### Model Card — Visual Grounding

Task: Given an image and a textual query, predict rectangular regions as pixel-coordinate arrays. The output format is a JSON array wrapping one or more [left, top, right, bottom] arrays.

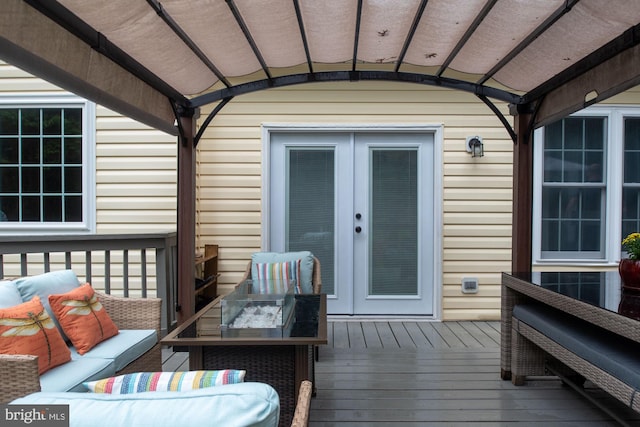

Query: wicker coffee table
[[162, 293, 327, 427]]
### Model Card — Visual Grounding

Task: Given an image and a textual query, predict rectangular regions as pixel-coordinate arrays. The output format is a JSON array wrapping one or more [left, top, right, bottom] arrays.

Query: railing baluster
[[155, 244, 171, 334], [65, 252, 71, 270], [105, 250, 111, 294], [85, 251, 92, 283], [0, 254, 4, 279], [44, 253, 50, 272], [141, 248, 147, 298], [123, 249, 129, 297], [20, 253, 27, 277]]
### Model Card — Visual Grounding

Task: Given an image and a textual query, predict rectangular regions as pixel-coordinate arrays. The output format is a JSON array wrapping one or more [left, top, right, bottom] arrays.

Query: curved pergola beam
[[186, 70, 523, 146], [189, 70, 523, 108]]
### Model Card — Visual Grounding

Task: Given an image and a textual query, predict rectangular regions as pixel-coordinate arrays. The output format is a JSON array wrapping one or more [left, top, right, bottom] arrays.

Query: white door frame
[[262, 123, 444, 319]]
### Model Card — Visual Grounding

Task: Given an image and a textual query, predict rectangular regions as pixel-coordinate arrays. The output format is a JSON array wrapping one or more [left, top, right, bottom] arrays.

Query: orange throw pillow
[[0, 296, 71, 374], [49, 283, 119, 355]]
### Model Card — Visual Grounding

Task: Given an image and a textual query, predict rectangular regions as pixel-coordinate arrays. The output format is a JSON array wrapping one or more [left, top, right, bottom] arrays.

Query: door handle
[[355, 226, 362, 233]]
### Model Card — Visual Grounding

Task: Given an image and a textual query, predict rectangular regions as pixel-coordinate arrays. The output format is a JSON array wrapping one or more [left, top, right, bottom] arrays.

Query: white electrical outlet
[[461, 277, 479, 294]]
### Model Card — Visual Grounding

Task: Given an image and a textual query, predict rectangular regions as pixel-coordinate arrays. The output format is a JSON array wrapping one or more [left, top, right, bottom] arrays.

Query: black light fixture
[[466, 136, 484, 158]]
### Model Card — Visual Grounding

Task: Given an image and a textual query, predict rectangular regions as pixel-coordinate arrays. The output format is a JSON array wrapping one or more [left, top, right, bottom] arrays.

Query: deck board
[[161, 347, 188, 372], [374, 322, 399, 348], [430, 322, 466, 348], [162, 321, 640, 426], [388, 322, 415, 348], [360, 321, 383, 348], [472, 321, 500, 346], [332, 321, 350, 348], [347, 322, 367, 349], [417, 322, 449, 348], [403, 322, 434, 348]]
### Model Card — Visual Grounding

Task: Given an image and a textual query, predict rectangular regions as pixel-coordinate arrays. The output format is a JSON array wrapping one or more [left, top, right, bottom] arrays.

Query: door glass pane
[[287, 148, 335, 294], [370, 149, 417, 296]]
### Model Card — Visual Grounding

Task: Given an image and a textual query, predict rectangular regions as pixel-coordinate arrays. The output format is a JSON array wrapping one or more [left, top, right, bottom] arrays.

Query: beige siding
[[0, 62, 177, 294], [95, 106, 177, 233], [0, 61, 178, 234], [196, 81, 514, 320], [603, 86, 640, 104], [193, 83, 638, 320], [5, 59, 639, 319], [0, 64, 62, 92]]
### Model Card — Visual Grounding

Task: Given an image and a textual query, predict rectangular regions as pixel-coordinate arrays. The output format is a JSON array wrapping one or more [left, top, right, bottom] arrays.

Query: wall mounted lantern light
[[466, 136, 484, 158]]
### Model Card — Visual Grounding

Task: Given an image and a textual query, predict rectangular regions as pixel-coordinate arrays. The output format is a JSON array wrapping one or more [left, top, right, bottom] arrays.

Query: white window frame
[[0, 94, 96, 235], [533, 105, 640, 267]]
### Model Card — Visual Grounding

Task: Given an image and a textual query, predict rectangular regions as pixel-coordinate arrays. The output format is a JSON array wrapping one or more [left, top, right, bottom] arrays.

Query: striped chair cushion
[[254, 260, 301, 293], [84, 370, 246, 394]]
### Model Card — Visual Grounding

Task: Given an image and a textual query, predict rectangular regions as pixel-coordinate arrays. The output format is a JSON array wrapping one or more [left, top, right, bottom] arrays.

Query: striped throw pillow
[[84, 370, 246, 394], [255, 260, 301, 293]]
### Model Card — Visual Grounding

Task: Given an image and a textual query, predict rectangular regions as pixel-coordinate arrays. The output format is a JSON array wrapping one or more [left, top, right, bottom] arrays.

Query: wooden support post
[[176, 110, 197, 324], [511, 112, 534, 273]]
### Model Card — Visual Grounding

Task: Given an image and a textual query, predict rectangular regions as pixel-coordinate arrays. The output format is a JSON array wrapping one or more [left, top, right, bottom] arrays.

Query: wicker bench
[[511, 303, 640, 414]]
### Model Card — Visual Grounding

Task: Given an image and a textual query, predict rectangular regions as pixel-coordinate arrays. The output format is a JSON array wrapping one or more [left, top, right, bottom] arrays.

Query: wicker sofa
[[0, 270, 162, 404]]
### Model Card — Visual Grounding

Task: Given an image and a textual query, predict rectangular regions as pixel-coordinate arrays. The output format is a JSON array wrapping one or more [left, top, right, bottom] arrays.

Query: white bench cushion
[[40, 357, 115, 393], [70, 329, 157, 372]]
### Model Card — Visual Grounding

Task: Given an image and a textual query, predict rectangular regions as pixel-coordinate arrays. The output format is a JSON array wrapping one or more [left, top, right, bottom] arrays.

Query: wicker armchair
[[239, 256, 322, 294], [240, 254, 323, 407], [0, 292, 162, 404]]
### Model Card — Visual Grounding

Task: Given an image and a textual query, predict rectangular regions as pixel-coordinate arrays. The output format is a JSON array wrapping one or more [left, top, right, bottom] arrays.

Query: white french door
[[268, 129, 437, 316]]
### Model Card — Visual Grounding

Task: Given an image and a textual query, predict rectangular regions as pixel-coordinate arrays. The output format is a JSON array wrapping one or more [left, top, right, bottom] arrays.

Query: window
[[623, 118, 640, 239], [0, 96, 95, 233], [534, 107, 640, 264]]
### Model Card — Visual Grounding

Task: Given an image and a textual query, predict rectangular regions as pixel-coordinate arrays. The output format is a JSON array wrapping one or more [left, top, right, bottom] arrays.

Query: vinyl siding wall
[[94, 106, 176, 233], [196, 81, 513, 321], [4, 61, 638, 319], [0, 61, 177, 233], [0, 61, 176, 295]]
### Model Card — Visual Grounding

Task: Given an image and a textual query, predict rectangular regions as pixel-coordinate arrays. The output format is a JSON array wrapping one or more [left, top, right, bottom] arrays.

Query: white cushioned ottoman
[[11, 382, 280, 427]]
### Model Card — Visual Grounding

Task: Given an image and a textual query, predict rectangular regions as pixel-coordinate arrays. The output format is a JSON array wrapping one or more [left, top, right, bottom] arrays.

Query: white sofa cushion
[[69, 329, 157, 372], [14, 269, 80, 339], [40, 357, 115, 393], [12, 382, 280, 427], [0, 280, 21, 308]]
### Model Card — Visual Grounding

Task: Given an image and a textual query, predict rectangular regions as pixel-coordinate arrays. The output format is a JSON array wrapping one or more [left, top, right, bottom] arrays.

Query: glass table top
[[165, 293, 324, 343]]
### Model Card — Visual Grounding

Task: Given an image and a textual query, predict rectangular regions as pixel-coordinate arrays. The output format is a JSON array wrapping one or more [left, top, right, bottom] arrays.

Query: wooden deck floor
[[162, 321, 640, 426]]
